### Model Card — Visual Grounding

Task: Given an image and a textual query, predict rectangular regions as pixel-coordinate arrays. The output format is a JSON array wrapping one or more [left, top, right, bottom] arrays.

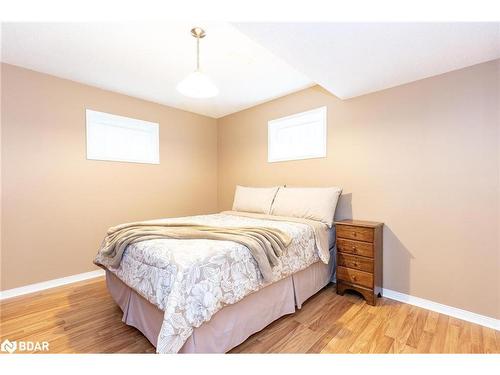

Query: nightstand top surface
[[334, 219, 383, 228]]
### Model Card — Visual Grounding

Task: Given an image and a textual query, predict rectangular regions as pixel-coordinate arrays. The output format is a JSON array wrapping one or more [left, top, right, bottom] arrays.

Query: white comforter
[[94, 212, 328, 353]]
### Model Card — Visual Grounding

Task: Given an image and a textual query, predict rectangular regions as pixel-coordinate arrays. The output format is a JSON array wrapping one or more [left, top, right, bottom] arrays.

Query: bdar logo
[[0, 339, 48, 353], [1, 339, 17, 353]]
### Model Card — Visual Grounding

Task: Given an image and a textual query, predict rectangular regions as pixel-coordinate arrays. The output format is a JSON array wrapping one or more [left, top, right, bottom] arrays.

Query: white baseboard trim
[[0, 269, 105, 301], [1, 272, 498, 331], [382, 288, 499, 331]]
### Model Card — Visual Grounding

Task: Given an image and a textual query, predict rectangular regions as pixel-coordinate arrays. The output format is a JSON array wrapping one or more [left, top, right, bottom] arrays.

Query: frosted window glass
[[86, 110, 159, 164], [268, 106, 327, 162]]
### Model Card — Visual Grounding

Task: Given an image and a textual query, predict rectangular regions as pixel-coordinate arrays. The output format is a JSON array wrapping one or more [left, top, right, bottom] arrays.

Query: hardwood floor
[[0, 277, 498, 354]]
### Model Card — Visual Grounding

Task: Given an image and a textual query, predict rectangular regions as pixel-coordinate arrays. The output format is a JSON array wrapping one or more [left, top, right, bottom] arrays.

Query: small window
[[86, 109, 159, 164], [268, 106, 327, 163]]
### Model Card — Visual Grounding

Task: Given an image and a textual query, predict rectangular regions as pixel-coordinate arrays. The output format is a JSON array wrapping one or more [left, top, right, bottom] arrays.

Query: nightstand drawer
[[337, 266, 373, 289], [338, 253, 373, 273], [337, 238, 374, 258], [337, 225, 374, 242]]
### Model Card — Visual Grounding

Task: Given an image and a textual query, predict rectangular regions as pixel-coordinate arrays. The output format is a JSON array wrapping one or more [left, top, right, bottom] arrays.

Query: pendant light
[[176, 27, 219, 98]]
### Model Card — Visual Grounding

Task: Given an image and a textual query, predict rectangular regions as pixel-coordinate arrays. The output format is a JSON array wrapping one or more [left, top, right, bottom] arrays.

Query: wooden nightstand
[[335, 219, 383, 305]]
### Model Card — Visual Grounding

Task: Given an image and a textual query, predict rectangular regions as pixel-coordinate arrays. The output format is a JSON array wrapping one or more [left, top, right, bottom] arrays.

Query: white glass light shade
[[176, 70, 219, 98]]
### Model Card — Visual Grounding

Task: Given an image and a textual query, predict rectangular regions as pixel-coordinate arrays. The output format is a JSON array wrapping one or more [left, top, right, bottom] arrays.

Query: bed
[[105, 243, 335, 353], [94, 186, 342, 353]]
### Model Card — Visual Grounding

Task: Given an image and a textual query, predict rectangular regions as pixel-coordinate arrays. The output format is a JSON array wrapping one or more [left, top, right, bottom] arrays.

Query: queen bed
[[94, 186, 342, 353]]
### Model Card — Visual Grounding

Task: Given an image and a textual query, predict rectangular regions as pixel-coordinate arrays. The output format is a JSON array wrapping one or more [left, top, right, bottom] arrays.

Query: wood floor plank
[[423, 310, 440, 333], [390, 305, 420, 353], [348, 310, 386, 353], [362, 299, 399, 354], [457, 323, 472, 353], [415, 330, 434, 352], [370, 334, 394, 354], [266, 324, 325, 353], [482, 326, 498, 354], [406, 308, 429, 348], [293, 289, 337, 325], [384, 302, 411, 339], [319, 327, 353, 353], [470, 324, 484, 354], [307, 297, 353, 333], [1, 279, 497, 354], [443, 321, 461, 353], [321, 309, 375, 353], [306, 323, 344, 353], [428, 314, 450, 353]]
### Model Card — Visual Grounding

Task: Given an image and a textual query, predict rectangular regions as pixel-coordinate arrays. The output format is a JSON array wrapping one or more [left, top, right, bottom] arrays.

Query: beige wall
[[1, 63, 218, 290], [218, 60, 500, 319]]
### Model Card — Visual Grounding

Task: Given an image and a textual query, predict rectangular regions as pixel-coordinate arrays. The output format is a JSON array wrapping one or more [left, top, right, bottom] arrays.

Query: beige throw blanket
[[95, 219, 292, 282], [221, 211, 330, 263]]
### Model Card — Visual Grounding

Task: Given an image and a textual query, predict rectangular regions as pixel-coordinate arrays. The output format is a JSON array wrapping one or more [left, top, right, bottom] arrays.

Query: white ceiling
[[2, 23, 499, 118], [234, 22, 500, 99], [0, 22, 313, 118]]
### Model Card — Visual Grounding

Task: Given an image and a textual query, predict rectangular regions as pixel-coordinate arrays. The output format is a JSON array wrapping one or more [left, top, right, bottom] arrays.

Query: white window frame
[[86, 109, 160, 164], [268, 106, 327, 163]]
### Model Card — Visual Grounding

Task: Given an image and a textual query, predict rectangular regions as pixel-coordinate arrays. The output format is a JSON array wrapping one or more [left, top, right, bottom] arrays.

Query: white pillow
[[232, 185, 280, 214], [270, 187, 342, 227]]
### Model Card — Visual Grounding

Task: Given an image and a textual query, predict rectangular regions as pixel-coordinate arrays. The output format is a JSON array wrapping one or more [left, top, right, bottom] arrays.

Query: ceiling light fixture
[[176, 27, 219, 99]]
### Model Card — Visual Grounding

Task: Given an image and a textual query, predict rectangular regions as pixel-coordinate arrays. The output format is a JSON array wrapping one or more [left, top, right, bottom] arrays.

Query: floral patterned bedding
[[94, 212, 328, 353]]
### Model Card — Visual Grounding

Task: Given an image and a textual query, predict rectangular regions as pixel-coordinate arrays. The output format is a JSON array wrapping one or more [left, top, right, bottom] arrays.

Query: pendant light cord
[[196, 36, 200, 71]]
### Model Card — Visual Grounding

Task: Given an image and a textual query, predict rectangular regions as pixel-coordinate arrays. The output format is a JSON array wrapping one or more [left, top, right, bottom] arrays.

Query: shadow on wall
[[383, 226, 413, 296], [334, 192, 413, 297], [334, 193, 353, 221]]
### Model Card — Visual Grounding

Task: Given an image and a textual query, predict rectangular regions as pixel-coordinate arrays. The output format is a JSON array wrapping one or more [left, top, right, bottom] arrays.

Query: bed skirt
[[106, 253, 335, 353]]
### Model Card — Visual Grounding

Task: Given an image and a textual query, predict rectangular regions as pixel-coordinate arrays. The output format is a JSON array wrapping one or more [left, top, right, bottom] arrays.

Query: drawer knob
[[352, 232, 357, 237], [353, 262, 359, 267], [352, 246, 357, 252], [352, 275, 357, 281]]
